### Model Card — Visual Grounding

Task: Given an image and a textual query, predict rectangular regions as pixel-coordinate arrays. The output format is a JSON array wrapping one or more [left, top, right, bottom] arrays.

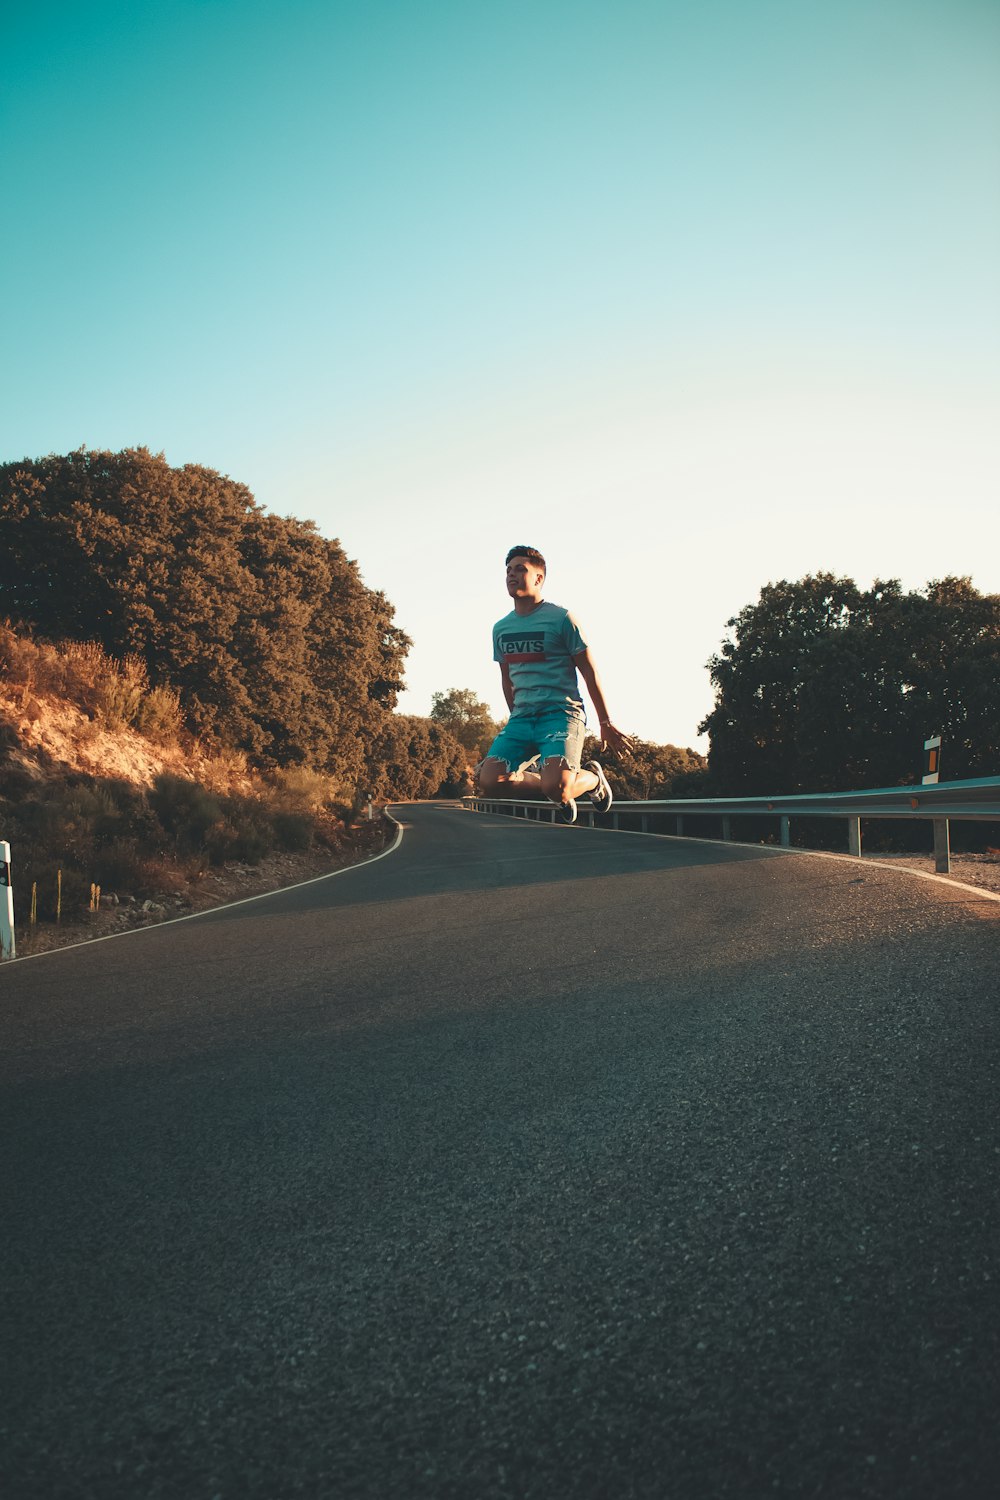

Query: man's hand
[[599, 722, 635, 757], [571, 650, 634, 758]]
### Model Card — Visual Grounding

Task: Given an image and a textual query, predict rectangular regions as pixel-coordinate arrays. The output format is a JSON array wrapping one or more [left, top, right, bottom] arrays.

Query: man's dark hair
[[505, 545, 546, 573]]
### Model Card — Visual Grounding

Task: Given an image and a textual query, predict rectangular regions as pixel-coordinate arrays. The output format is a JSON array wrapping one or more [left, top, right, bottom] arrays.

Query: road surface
[[2, 804, 998, 1498]]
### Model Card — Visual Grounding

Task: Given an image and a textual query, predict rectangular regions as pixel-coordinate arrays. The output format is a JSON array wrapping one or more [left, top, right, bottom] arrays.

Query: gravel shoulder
[[860, 849, 1000, 896], [9, 818, 392, 957]]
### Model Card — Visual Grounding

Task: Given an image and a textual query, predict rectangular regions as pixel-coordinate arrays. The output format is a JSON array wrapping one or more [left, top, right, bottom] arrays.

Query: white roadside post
[[0, 841, 15, 961], [922, 735, 942, 785]]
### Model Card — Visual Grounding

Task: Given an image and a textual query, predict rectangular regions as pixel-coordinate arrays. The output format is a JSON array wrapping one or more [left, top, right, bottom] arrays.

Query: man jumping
[[480, 546, 634, 823]]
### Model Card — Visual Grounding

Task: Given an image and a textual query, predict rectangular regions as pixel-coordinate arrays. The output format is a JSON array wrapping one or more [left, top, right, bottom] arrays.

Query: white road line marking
[[455, 807, 1000, 904]]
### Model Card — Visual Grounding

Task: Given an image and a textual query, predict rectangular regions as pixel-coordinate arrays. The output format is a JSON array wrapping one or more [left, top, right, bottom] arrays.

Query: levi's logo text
[[499, 631, 547, 664]]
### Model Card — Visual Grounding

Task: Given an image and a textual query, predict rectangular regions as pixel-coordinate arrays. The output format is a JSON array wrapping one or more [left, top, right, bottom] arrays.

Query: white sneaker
[[587, 762, 613, 814]]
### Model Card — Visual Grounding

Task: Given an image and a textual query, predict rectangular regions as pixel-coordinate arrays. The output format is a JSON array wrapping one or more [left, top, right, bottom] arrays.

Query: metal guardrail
[[464, 775, 1000, 874]]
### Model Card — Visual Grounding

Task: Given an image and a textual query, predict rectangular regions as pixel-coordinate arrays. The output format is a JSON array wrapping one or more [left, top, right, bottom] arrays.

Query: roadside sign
[[0, 841, 14, 960]]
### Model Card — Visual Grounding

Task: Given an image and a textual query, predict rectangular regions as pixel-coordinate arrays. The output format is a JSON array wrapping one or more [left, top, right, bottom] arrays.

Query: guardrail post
[[933, 818, 951, 875], [587, 808, 595, 828], [722, 816, 732, 841], [676, 815, 684, 836], [780, 816, 791, 847], [611, 812, 619, 829], [641, 814, 649, 834], [1, 841, 15, 960], [848, 818, 862, 857]]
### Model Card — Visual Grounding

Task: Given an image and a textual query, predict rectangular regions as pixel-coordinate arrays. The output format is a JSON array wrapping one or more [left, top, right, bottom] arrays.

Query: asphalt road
[[2, 804, 998, 1500]]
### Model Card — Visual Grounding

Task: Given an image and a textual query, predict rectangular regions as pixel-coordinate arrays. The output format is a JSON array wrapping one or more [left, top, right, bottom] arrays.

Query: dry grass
[[0, 622, 183, 742]]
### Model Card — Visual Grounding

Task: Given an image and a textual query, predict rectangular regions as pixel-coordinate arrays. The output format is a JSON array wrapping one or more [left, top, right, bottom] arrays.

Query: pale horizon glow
[[2, 0, 998, 749]]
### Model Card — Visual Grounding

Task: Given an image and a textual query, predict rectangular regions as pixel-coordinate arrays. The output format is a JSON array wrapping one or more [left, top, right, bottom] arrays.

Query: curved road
[[2, 804, 998, 1499]]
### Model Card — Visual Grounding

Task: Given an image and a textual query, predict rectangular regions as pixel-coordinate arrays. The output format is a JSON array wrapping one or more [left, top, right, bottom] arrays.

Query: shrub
[[0, 761, 39, 798], [98, 654, 148, 728], [149, 773, 223, 856], [90, 838, 152, 896], [57, 641, 111, 710], [272, 811, 314, 852], [95, 780, 165, 847], [268, 765, 334, 812], [135, 683, 183, 744], [313, 816, 346, 851], [204, 808, 271, 865], [21, 862, 90, 922]]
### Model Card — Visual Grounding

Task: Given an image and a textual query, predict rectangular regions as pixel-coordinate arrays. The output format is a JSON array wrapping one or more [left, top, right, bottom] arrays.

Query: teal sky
[[3, 0, 998, 750]]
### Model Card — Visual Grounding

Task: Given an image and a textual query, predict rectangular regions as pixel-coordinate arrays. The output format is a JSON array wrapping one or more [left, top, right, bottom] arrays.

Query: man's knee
[[540, 756, 573, 795], [479, 756, 512, 791]]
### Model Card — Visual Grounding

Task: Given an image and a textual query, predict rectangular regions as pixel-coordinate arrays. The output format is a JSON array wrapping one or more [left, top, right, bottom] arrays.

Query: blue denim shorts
[[485, 707, 587, 773]]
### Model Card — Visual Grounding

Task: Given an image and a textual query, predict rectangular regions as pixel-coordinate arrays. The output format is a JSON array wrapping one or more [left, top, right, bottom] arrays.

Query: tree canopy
[[583, 734, 705, 800], [700, 573, 1000, 793], [366, 715, 470, 801], [430, 687, 500, 757], [0, 448, 410, 784]]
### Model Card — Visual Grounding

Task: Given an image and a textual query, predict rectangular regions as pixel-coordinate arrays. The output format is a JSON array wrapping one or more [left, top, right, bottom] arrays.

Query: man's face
[[506, 555, 545, 599]]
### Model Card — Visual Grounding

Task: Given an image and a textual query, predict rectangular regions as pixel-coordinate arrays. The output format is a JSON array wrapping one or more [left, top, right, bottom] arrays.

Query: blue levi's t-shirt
[[493, 601, 588, 717]]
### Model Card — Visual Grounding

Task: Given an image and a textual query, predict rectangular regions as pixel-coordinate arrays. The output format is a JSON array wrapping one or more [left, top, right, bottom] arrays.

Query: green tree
[[582, 734, 706, 800], [0, 447, 410, 782], [366, 715, 470, 801], [430, 687, 500, 756], [700, 573, 1000, 793]]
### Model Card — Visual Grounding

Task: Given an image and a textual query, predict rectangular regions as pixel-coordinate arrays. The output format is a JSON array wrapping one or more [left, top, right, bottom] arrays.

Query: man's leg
[[481, 716, 611, 820], [539, 759, 598, 804], [478, 726, 540, 796], [535, 713, 597, 823], [479, 758, 544, 795]]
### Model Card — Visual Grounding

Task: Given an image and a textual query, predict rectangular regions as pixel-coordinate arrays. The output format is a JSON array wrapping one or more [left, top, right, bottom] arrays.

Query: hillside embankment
[[6, 830, 390, 958], [0, 625, 390, 957]]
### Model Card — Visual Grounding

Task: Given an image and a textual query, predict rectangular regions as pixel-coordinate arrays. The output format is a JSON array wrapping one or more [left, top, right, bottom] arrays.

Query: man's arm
[[499, 660, 515, 713], [573, 647, 634, 755]]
